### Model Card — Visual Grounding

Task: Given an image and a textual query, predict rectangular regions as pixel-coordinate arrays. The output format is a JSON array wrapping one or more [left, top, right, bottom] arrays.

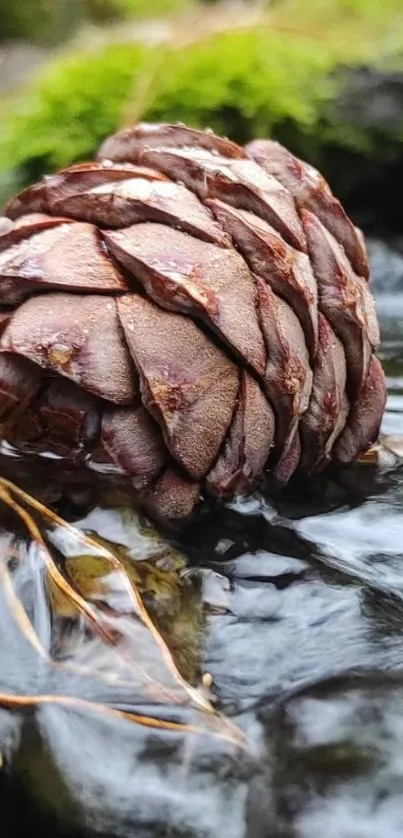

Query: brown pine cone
[[0, 123, 386, 521]]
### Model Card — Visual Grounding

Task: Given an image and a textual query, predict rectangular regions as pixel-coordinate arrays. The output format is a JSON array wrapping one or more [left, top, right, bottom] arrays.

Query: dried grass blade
[[0, 692, 246, 747], [0, 477, 214, 714]]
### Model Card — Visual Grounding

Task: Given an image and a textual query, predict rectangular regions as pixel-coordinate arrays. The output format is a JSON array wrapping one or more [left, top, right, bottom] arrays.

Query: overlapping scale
[[117, 293, 239, 480], [334, 355, 386, 463], [257, 277, 312, 451], [302, 209, 378, 394], [99, 125, 305, 250], [300, 314, 349, 474], [6, 161, 167, 219], [143, 467, 201, 522], [207, 199, 318, 357], [96, 405, 168, 486], [8, 164, 229, 245], [272, 428, 302, 486], [1, 294, 138, 404], [246, 138, 369, 279], [105, 223, 266, 375], [207, 371, 274, 496], [58, 178, 230, 243], [0, 220, 128, 304], [98, 122, 247, 161]]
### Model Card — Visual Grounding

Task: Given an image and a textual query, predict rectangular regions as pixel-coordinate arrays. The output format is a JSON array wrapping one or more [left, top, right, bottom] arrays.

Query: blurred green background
[[0, 0, 402, 224]]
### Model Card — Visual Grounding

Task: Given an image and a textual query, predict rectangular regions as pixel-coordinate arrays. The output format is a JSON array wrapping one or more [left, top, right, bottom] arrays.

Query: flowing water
[[1, 236, 403, 838]]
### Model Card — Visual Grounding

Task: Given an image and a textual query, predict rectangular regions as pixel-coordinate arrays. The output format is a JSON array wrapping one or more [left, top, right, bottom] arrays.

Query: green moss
[[142, 6, 403, 168], [0, 28, 339, 190], [143, 28, 338, 147], [1, 0, 403, 200], [0, 43, 150, 185]]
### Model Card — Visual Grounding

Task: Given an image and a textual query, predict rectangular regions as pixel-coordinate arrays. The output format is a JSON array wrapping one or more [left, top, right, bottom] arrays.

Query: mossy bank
[[1, 0, 403, 229]]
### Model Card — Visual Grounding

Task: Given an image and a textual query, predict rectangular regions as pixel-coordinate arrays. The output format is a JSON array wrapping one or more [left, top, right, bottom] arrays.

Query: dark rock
[[318, 66, 403, 233]]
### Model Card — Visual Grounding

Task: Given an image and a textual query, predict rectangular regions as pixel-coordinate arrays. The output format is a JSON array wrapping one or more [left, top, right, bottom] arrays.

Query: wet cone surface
[[0, 124, 386, 520]]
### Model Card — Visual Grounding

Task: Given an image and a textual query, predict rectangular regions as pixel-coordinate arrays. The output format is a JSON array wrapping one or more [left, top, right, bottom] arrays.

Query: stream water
[[1, 235, 403, 838]]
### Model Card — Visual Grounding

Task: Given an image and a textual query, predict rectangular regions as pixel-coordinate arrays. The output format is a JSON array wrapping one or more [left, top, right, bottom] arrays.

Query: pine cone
[[0, 123, 386, 521]]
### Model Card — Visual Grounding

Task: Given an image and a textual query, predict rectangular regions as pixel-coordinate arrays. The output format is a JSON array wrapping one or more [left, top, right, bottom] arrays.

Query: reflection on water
[[1, 238, 403, 838]]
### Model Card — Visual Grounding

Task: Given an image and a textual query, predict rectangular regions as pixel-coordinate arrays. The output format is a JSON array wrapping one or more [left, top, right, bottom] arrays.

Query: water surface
[[1, 236, 403, 838]]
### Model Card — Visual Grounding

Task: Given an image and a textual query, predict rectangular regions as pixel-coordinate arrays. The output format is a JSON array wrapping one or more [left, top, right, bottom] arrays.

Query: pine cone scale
[[104, 222, 266, 376], [131, 146, 307, 252], [246, 138, 369, 279], [207, 370, 275, 496], [257, 277, 312, 452], [116, 293, 239, 480], [99, 405, 168, 485], [206, 198, 318, 358], [300, 313, 349, 473], [335, 355, 386, 463], [1, 293, 139, 404], [98, 123, 247, 161], [0, 220, 129, 304], [302, 209, 377, 395]]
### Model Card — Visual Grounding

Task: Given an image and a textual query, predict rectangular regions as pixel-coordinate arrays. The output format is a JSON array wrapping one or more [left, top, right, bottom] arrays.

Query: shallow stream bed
[[1, 236, 403, 838]]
